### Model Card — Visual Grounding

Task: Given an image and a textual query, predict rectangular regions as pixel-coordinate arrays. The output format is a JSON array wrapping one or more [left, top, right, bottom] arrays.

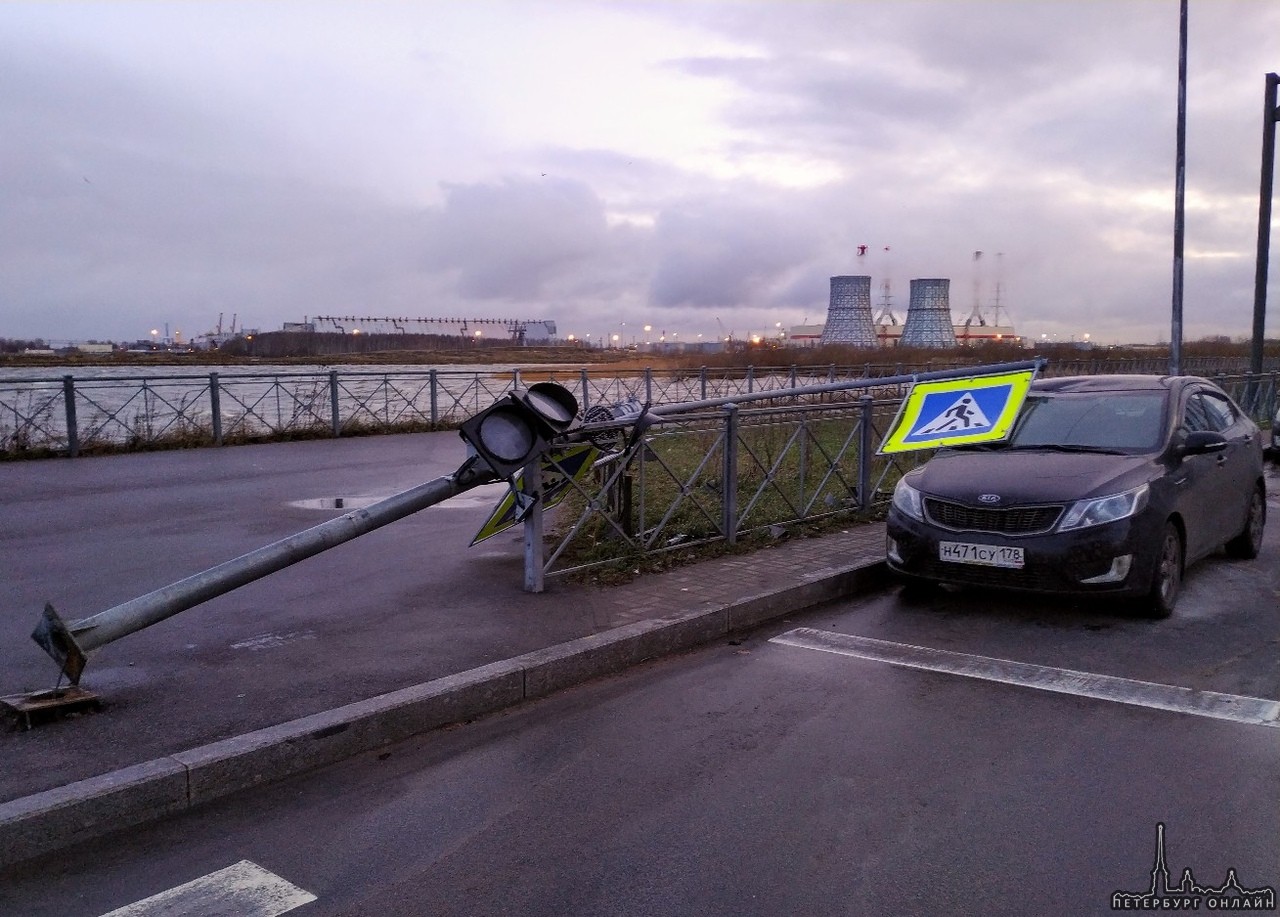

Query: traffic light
[[457, 382, 580, 478]]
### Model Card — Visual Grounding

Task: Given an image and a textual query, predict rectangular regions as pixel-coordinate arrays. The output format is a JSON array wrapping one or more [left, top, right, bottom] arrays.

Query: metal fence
[[538, 393, 922, 579], [2, 356, 1275, 459]]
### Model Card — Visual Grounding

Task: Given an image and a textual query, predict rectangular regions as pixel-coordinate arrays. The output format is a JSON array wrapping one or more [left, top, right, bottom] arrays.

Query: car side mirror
[[1179, 430, 1228, 457]]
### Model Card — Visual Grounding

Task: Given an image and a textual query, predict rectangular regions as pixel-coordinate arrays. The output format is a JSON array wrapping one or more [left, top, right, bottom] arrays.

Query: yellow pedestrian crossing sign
[[878, 369, 1036, 454], [471, 443, 598, 545]]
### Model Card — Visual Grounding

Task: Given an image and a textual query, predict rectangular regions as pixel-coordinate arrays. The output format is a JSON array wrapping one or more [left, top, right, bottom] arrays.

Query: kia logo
[[978, 494, 1001, 504]]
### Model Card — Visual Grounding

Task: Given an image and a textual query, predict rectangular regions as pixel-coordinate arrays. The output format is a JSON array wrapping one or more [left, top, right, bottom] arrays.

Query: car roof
[[1030, 374, 1184, 394]]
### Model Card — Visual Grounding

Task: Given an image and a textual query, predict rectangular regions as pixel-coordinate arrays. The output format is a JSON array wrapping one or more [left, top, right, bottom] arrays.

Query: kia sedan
[[886, 375, 1266, 617]]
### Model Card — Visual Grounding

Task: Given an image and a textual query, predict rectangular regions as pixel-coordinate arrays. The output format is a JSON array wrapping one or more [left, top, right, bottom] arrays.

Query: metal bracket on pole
[[30, 604, 87, 686]]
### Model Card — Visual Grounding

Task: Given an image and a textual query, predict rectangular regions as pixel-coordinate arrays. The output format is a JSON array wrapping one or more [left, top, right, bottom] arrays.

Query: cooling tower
[[899, 278, 957, 348], [818, 275, 877, 347]]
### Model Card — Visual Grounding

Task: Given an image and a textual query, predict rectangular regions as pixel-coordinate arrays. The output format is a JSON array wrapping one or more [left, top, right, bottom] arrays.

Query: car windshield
[[1003, 391, 1168, 453]]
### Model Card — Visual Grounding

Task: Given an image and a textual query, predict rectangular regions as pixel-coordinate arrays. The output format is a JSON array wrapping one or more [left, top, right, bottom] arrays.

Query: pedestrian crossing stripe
[[878, 369, 1036, 454]]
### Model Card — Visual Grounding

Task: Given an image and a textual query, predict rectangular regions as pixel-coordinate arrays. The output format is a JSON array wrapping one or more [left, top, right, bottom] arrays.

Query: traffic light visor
[[520, 382, 579, 433]]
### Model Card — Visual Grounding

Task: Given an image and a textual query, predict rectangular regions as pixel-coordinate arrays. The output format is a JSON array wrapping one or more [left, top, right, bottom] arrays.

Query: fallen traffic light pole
[[15, 382, 585, 715]]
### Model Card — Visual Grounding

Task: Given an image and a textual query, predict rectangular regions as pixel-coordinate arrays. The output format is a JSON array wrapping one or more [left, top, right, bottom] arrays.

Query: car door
[[1195, 388, 1256, 542], [1173, 390, 1225, 562]]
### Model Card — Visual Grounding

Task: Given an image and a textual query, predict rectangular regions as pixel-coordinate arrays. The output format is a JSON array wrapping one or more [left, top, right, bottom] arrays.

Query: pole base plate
[[1, 687, 102, 731]]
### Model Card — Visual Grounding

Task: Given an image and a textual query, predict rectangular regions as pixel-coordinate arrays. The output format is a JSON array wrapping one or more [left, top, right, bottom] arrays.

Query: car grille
[[923, 498, 1063, 536]]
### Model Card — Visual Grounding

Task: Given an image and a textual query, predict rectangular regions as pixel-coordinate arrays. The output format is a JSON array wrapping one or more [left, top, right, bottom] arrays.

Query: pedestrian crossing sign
[[878, 369, 1036, 454], [471, 443, 598, 545]]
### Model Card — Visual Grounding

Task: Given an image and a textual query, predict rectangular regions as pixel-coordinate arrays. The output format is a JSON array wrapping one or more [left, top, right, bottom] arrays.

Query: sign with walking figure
[[878, 369, 1036, 454]]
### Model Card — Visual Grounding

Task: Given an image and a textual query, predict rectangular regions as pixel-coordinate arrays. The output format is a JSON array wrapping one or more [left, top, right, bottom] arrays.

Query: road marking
[[230, 630, 318, 652], [99, 860, 316, 916], [770, 628, 1280, 729]]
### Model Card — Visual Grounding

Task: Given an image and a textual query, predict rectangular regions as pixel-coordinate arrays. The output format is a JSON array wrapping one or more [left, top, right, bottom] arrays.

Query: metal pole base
[[31, 603, 88, 686]]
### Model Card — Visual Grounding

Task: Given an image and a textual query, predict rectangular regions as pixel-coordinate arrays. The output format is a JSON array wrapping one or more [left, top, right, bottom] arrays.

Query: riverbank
[[0, 346, 683, 372]]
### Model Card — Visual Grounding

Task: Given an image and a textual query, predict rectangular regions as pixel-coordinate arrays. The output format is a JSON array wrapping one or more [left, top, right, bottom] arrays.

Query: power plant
[[818, 276, 878, 347], [899, 279, 958, 348], [811, 250, 1020, 348]]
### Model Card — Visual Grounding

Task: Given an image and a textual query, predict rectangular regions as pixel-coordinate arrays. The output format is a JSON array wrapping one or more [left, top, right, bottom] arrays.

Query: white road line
[[770, 628, 1280, 729], [99, 860, 316, 917]]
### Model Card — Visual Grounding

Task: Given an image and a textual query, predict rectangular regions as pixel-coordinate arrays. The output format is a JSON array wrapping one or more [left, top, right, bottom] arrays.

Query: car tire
[[1141, 522, 1182, 619], [1224, 485, 1265, 560]]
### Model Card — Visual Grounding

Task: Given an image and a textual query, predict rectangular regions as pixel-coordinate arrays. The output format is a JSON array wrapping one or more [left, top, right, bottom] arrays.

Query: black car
[[886, 375, 1266, 617]]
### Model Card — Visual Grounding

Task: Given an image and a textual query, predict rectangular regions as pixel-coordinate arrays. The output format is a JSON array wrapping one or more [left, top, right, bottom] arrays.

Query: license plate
[[939, 541, 1024, 569]]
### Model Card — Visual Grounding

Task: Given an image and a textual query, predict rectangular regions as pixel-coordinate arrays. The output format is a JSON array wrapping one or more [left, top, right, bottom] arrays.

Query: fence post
[[858, 395, 874, 511], [746, 365, 755, 394], [63, 375, 78, 458], [209, 373, 223, 446], [522, 459, 544, 593], [722, 403, 739, 544], [513, 368, 522, 390], [700, 365, 708, 400], [644, 367, 653, 404], [828, 364, 836, 383], [329, 370, 341, 437], [580, 368, 591, 414], [429, 370, 439, 426], [789, 364, 797, 389]]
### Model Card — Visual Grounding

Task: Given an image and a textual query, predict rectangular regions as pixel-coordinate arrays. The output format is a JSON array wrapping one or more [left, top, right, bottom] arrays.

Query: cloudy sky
[[2, 0, 1278, 347]]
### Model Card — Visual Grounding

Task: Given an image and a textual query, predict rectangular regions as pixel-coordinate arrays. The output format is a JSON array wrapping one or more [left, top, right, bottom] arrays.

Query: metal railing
[[1, 358, 1275, 459], [538, 394, 920, 578]]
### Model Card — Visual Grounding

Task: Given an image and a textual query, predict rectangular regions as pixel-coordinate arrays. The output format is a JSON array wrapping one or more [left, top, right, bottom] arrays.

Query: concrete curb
[[0, 559, 889, 867]]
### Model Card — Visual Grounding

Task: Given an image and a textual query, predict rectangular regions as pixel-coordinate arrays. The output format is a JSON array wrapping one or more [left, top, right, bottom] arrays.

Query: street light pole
[[1169, 0, 1188, 376], [1251, 72, 1279, 378]]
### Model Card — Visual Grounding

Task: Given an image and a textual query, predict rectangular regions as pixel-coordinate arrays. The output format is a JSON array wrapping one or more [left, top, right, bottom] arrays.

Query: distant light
[[352, 328, 361, 335], [474, 330, 483, 338], [567, 334, 576, 341]]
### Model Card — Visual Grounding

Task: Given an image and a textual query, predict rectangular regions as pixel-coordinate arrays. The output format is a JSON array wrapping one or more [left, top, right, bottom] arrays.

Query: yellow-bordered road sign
[[878, 369, 1036, 454], [471, 443, 598, 545]]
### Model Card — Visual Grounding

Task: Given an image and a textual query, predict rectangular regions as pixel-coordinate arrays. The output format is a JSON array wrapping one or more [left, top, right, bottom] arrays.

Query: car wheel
[[1141, 522, 1182, 619], [1224, 485, 1265, 560]]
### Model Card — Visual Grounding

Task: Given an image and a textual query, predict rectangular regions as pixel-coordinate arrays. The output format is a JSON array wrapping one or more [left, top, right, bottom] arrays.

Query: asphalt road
[[3, 468, 1276, 917], [0, 432, 619, 800]]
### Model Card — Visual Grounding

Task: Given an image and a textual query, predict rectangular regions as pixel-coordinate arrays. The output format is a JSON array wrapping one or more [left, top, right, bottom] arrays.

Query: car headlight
[[1058, 483, 1150, 532], [891, 477, 924, 522]]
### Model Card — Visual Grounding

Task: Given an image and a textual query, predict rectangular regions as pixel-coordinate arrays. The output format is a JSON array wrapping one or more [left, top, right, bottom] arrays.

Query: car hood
[[908, 448, 1155, 505]]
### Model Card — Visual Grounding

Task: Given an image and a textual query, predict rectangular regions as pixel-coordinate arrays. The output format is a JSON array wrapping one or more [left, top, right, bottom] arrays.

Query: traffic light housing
[[457, 382, 580, 478]]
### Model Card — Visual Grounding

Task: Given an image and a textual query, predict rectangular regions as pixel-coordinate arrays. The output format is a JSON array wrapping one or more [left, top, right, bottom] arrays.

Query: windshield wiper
[[1006, 443, 1129, 455]]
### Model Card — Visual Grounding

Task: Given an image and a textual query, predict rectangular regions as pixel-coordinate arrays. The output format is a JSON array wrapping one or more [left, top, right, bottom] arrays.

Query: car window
[[1183, 392, 1237, 433], [1009, 392, 1166, 451], [1198, 391, 1237, 432], [1182, 395, 1214, 433]]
